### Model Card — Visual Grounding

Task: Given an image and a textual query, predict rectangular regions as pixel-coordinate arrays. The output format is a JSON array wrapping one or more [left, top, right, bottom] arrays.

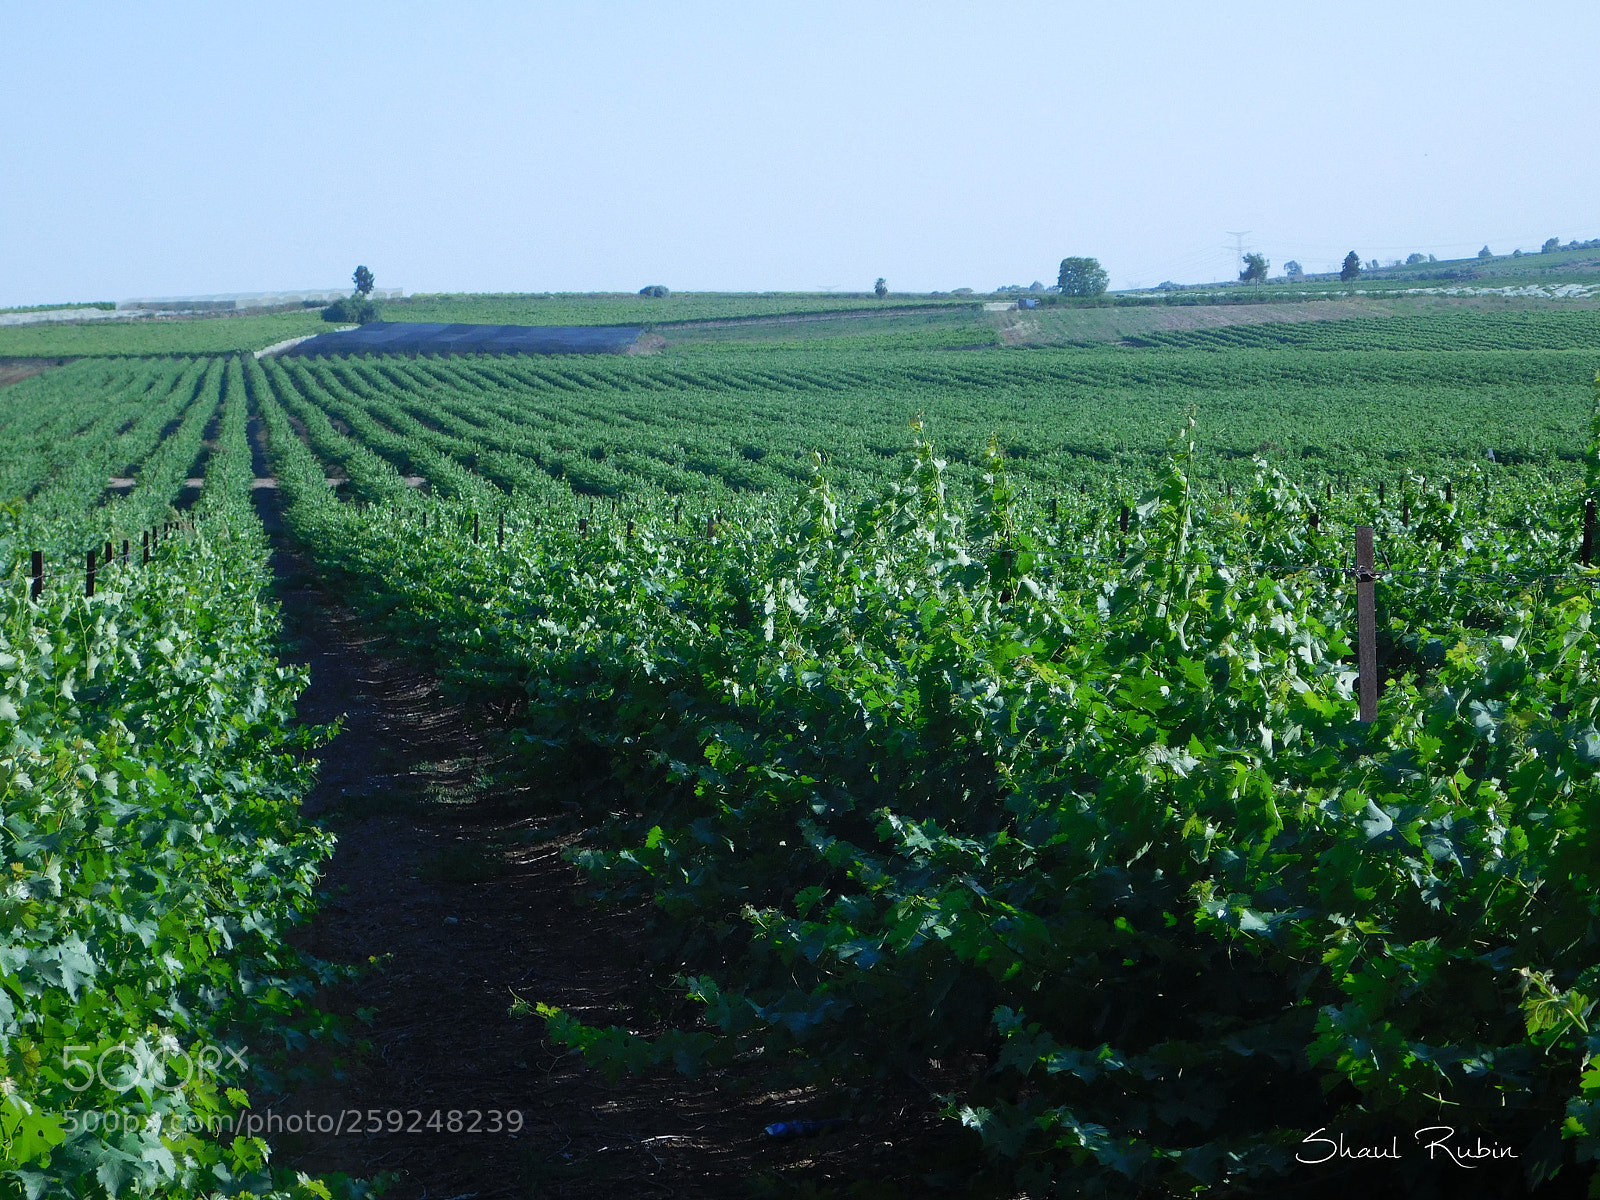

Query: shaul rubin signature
[[1297, 1127, 1519, 1167]]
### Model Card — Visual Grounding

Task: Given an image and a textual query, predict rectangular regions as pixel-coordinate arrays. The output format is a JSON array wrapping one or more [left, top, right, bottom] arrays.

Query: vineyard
[[0, 359, 337, 1196], [4, 314, 1600, 1195], [1123, 307, 1600, 353], [252, 341, 1597, 495]]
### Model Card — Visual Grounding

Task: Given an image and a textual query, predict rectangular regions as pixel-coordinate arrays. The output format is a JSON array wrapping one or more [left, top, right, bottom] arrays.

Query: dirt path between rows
[[247, 481, 955, 1199], [0, 357, 68, 388]]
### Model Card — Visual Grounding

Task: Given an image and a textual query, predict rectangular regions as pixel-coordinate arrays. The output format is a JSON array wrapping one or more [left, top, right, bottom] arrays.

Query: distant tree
[[1340, 251, 1361, 281], [1284, 260, 1303, 278], [1428, 253, 1437, 262], [1405, 252, 1426, 265], [1478, 245, 1493, 259], [1057, 256, 1109, 297], [352, 265, 375, 296], [639, 285, 670, 298], [1543, 237, 1561, 253], [1238, 252, 1269, 284], [1512, 249, 1523, 258], [874, 277, 888, 299]]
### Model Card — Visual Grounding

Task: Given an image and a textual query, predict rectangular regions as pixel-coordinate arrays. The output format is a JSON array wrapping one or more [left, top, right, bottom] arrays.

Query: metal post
[[1356, 526, 1377, 724]]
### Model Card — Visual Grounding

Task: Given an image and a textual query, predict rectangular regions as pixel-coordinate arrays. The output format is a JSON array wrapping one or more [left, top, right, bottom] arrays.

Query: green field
[[244, 327, 1600, 1195], [6, 295, 1600, 1196], [0, 357, 331, 1193], [385, 290, 977, 327], [0, 296, 984, 358], [1137, 241, 1600, 295], [7, 268, 1600, 361], [0, 309, 331, 358], [242, 341, 1594, 499]]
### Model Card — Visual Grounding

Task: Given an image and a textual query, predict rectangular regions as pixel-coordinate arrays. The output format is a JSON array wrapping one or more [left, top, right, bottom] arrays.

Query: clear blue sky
[[3, 1, 1596, 304]]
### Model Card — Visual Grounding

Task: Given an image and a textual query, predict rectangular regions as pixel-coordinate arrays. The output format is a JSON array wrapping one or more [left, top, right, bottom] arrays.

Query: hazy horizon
[[4, 1, 1597, 306]]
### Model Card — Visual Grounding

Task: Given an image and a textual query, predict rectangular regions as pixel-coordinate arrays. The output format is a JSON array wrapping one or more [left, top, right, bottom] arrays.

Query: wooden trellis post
[[85, 549, 97, 598], [30, 551, 42, 599], [1583, 499, 1595, 567], [1356, 526, 1377, 724]]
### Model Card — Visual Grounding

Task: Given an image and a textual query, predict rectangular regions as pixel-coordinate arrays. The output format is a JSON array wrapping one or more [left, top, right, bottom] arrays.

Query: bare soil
[[0, 358, 67, 387], [993, 293, 1600, 347], [251, 485, 963, 1200], [624, 332, 668, 355], [993, 298, 1395, 345]]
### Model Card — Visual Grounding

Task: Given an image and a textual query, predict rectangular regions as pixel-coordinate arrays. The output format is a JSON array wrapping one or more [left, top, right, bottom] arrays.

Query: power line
[[1224, 231, 1251, 281]]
